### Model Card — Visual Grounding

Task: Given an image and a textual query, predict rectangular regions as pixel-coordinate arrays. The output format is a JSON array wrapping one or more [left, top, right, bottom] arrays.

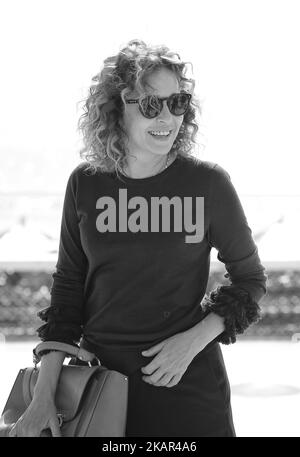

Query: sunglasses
[[125, 92, 192, 119]]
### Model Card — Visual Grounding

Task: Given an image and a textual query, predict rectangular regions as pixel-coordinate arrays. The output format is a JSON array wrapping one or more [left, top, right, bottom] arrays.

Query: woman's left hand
[[141, 331, 204, 388]]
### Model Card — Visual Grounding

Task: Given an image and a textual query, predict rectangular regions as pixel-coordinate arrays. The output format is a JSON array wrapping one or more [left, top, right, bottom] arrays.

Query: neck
[[122, 152, 172, 178]]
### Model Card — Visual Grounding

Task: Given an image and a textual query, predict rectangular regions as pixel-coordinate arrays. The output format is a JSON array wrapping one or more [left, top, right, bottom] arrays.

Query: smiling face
[[122, 67, 184, 160]]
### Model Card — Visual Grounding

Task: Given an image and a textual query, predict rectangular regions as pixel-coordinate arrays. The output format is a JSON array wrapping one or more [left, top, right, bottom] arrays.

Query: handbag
[[0, 341, 128, 437]]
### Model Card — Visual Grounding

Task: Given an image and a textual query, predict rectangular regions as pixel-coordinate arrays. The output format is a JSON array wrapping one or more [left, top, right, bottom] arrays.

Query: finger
[[142, 342, 164, 357], [141, 361, 161, 375], [49, 419, 62, 437], [145, 369, 168, 384], [166, 373, 182, 388], [8, 425, 17, 437], [155, 372, 175, 386]]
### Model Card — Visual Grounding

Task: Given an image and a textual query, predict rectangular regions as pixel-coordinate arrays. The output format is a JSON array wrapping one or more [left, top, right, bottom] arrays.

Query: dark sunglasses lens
[[169, 93, 191, 115], [140, 96, 162, 118]]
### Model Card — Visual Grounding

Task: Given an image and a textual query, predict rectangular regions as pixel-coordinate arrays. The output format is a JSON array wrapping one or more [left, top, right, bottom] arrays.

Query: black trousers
[[94, 341, 236, 437]]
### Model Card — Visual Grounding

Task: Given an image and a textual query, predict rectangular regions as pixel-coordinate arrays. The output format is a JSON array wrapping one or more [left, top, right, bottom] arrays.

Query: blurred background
[[0, 0, 299, 437]]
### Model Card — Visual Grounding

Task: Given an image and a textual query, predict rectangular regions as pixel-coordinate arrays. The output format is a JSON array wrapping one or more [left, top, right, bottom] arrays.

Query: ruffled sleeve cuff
[[201, 285, 262, 344], [36, 305, 82, 348]]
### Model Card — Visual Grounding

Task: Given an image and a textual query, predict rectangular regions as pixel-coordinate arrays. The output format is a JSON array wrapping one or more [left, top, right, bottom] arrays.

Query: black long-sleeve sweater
[[37, 154, 267, 360]]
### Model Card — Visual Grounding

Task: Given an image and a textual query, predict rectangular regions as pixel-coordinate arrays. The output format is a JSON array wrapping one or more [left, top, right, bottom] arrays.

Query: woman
[[9, 39, 267, 437]]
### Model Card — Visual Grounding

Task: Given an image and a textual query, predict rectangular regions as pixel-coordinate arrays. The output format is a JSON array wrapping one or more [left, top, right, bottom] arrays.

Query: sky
[[0, 0, 299, 196]]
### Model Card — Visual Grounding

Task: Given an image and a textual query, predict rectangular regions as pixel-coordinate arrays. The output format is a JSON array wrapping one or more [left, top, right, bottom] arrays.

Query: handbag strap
[[33, 341, 100, 366]]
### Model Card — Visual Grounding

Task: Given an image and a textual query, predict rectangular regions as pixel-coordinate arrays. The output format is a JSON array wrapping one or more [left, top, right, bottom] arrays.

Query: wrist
[[32, 385, 56, 402], [184, 324, 208, 357], [185, 312, 226, 355], [32, 389, 56, 404]]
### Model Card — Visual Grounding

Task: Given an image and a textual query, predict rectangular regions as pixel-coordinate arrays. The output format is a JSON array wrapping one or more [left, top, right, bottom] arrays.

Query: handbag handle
[[33, 341, 100, 367]]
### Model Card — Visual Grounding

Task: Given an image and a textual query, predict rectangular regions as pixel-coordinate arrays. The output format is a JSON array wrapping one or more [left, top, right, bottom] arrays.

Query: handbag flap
[[26, 365, 103, 422]]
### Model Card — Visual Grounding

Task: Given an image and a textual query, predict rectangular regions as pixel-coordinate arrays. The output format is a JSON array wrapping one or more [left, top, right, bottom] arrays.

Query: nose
[[157, 100, 172, 121]]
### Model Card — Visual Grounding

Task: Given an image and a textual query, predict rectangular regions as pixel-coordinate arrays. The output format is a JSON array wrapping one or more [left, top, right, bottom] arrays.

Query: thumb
[[78, 348, 96, 362], [49, 418, 62, 437], [7, 424, 17, 438]]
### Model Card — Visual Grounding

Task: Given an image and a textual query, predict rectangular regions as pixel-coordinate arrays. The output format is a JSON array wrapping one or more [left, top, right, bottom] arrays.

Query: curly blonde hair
[[77, 39, 202, 180]]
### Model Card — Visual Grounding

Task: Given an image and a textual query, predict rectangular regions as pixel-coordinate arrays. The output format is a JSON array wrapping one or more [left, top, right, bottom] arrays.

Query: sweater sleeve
[[36, 167, 88, 347], [201, 164, 268, 344]]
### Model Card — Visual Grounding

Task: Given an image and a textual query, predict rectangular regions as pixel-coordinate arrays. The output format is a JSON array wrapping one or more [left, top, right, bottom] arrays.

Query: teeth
[[149, 130, 171, 136]]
